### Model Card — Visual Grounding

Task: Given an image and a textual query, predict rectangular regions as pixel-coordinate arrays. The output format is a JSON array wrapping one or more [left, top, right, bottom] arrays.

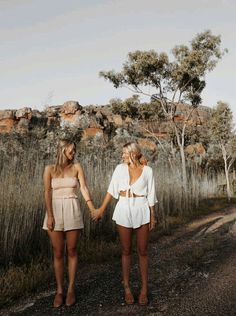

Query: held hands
[[85, 198, 104, 222], [91, 207, 104, 221]]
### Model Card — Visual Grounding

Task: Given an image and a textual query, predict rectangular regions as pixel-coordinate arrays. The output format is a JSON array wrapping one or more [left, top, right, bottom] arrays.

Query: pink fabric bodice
[[51, 177, 79, 199]]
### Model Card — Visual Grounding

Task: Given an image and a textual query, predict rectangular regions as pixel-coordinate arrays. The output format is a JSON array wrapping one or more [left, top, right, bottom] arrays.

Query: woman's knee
[[121, 247, 132, 256], [137, 247, 148, 257], [53, 248, 64, 259], [67, 247, 77, 258]]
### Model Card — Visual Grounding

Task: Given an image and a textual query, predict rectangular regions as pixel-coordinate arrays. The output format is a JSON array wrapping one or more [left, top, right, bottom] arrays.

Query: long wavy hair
[[123, 142, 147, 165], [54, 139, 76, 175]]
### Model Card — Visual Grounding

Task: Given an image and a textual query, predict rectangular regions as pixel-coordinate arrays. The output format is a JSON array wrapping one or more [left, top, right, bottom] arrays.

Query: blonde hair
[[123, 142, 146, 165], [54, 139, 76, 175]]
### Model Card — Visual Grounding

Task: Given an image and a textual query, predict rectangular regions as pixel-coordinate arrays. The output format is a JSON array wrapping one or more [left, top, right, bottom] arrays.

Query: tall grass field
[[0, 145, 222, 306]]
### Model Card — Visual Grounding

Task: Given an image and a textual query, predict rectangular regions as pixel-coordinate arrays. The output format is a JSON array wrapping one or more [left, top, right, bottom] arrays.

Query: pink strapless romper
[[42, 177, 84, 231]]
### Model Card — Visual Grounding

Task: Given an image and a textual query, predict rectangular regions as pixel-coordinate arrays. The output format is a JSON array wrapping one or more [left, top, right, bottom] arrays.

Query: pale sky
[[0, 0, 235, 119]]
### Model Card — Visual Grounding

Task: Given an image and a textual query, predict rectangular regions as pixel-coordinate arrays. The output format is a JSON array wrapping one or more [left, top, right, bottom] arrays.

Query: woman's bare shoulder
[[73, 162, 83, 172], [44, 164, 54, 174], [74, 162, 82, 168]]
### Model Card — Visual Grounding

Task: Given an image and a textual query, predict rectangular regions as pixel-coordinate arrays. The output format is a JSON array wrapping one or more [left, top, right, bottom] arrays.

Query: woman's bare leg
[[136, 223, 149, 296], [47, 230, 65, 294], [65, 230, 80, 294], [117, 225, 133, 293]]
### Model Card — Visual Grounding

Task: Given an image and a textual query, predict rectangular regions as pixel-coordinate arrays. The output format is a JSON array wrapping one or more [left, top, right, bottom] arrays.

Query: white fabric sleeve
[[107, 165, 120, 199], [147, 168, 158, 207]]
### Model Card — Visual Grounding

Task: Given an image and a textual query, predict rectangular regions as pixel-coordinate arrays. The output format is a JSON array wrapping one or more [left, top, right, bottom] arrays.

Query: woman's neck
[[62, 161, 72, 169], [128, 161, 141, 169]]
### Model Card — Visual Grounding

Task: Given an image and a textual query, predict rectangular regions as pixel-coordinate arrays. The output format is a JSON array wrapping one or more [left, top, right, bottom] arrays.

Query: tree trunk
[[174, 125, 187, 192], [180, 144, 187, 191], [224, 162, 232, 202], [222, 145, 232, 202]]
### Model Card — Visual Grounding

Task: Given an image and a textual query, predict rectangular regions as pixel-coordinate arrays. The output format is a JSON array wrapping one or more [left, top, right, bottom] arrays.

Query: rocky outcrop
[[0, 101, 211, 159], [0, 101, 210, 134]]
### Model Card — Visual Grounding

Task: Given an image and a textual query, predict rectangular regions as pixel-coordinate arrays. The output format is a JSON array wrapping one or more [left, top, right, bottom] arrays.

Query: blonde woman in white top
[[92, 142, 158, 306]]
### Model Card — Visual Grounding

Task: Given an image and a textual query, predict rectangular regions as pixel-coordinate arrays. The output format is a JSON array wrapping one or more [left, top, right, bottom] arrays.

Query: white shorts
[[112, 196, 150, 229]]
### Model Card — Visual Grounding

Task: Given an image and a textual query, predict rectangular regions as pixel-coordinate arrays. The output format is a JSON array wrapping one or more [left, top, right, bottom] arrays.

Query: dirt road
[[2, 206, 236, 316]]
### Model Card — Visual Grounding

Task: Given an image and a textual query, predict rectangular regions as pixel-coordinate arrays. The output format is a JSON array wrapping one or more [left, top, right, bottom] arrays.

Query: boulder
[[88, 117, 103, 129], [15, 107, 32, 120], [61, 101, 82, 115], [47, 116, 58, 126], [82, 127, 104, 140], [0, 110, 15, 120], [124, 116, 133, 124], [95, 111, 104, 120], [113, 114, 123, 126], [0, 118, 15, 133], [46, 106, 60, 117], [15, 118, 30, 133]]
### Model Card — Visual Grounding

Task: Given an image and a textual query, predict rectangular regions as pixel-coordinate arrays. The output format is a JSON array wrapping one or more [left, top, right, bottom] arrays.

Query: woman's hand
[[149, 215, 157, 231], [91, 208, 104, 221], [47, 215, 55, 231]]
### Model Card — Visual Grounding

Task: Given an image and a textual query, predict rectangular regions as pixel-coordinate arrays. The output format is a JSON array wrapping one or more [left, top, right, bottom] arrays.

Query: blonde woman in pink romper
[[92, 142, 158, 306], [43, 139, 95, 308]]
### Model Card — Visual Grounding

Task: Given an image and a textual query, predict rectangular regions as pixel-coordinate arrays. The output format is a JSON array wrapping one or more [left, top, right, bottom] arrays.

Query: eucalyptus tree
[[208, 101, 236, 201], [100, 30, 227, 190]]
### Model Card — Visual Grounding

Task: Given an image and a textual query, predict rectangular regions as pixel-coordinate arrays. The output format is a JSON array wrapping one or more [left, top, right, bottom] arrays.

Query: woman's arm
[[147, 168, 158, 231], [43, 165, 54, 231], [91, 164, 120, 221], [76, 163, 95, 212], [149, 206, 157, 231], [91, 192, 113, 221]]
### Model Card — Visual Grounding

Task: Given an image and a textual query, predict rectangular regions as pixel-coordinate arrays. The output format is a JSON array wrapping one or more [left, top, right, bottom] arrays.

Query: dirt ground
[[1, 205, 236, 316]]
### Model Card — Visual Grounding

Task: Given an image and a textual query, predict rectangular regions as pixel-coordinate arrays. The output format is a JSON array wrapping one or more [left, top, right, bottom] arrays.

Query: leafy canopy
[[100, 30, 227, 107], [208, 101, 234, 144]]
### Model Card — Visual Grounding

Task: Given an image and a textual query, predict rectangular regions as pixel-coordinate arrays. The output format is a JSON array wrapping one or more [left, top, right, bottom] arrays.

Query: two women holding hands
[[43, 140, 157, 308]]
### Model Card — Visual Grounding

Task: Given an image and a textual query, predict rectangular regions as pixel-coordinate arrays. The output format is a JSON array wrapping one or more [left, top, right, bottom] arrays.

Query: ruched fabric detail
[[42, 177, 84, 231]]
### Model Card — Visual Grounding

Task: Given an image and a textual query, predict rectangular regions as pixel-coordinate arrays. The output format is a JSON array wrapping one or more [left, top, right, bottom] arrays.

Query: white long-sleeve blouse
[[107, 163, 158, 207]]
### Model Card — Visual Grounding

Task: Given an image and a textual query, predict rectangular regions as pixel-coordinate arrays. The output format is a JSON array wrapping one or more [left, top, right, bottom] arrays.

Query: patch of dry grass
[[78, 239, 120, 263], [0, 260, 53, 307], [0, 238, 121, 308]]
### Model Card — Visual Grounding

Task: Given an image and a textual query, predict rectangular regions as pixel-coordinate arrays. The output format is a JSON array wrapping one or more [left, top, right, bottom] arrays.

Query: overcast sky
[[0, 0, 235, 119]]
